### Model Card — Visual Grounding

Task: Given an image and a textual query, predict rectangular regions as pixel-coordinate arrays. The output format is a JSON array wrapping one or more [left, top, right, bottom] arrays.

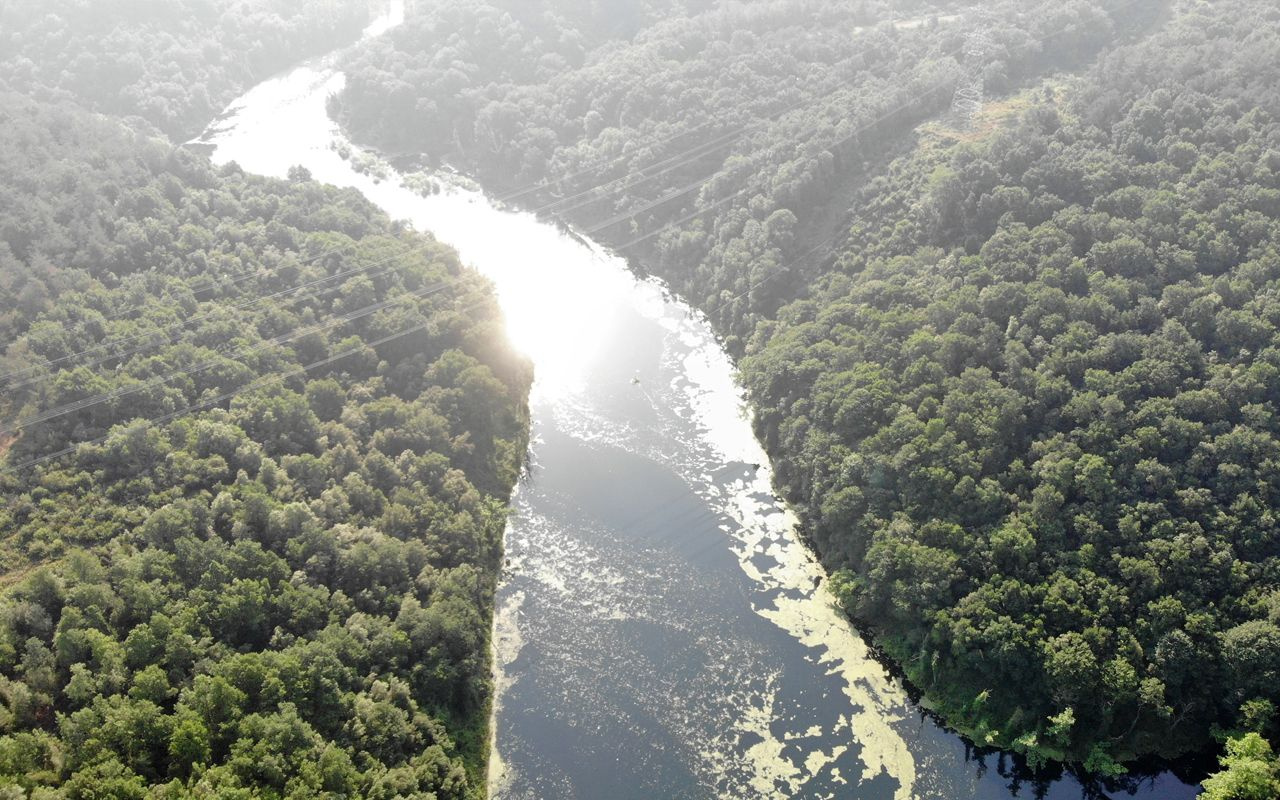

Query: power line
[[533, 57, 879, 219], [598, 80, 952, 253], [0, 239, 429, 390], [1, 50, 924, 393], [0, 314, 439, 477], [95, 239, 360, 325], [1, 256, 407, 393], [595, 0, 1144, 254], [488, 5, 947, 208], [521, 41, 962, 228], [704, 234, 840, 322], [0, 0, 1142, 472], [0, 280, 452, 438], [4, 7, 953, 392]]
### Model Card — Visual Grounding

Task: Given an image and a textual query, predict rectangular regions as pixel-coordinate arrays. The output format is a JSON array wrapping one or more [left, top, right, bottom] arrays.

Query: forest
[[0, 54, 530, 800], [747, 0, 1280, 775], [333, 0, 1159, 352], [332, 0, 1280, 793], [5, 0, 1280, 794], [0, 0, 375, 140]]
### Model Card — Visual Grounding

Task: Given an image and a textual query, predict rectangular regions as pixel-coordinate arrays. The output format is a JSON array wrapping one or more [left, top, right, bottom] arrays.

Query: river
[[193, 4, 1201, 798]]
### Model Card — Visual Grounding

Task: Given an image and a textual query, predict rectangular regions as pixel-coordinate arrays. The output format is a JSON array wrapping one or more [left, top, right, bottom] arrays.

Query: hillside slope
[[745, 0, 1280, 770], [0, 0, 375, 140], [334, 0, 1159, 350], [0, 92, 530, 797], [331, 0, 1280, 782]]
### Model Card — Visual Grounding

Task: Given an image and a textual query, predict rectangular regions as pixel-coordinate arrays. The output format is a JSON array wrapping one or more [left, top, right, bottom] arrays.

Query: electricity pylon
[[951, 12, 996, 128]]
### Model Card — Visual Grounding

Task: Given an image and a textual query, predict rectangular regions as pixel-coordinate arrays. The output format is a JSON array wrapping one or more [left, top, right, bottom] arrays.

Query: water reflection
[[194, 7, 1202, 797]]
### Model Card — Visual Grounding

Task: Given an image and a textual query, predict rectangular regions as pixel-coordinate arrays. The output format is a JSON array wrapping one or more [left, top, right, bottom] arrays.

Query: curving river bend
[[195, 5, 1200, 798]]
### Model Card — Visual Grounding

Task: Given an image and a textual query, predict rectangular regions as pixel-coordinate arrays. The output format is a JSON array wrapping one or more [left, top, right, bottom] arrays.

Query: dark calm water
[[195, 5, 1202, 797]]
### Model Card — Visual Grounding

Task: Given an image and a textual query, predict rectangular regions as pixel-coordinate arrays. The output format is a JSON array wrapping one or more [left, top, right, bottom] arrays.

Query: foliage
[[0, 0, 375, 139], [741, 0, 1280, 766], [0, 92, 531, 796], [1202, 734, 1280, 800], [335, 0, 1280, 774], [334, 0, 1157, 353]]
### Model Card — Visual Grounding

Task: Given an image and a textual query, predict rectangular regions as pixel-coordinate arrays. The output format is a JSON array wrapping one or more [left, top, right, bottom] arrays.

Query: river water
[[194, 5, 1201, 799]]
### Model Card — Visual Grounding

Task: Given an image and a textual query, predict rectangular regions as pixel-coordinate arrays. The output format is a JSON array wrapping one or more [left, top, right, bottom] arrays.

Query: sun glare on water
[[407, 195, 634, 400], [197, 47, 627, 402]]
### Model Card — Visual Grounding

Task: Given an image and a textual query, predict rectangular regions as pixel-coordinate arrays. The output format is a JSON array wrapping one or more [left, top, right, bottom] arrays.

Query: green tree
[[1202, 733, 1280, 800]]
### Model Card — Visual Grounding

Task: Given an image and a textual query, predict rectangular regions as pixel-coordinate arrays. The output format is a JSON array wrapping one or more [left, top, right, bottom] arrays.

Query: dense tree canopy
[[334, 0, 1280, 781], [0, 0, 375, 140], [334, 0, 1157, 351], [738, 0, 1280, 770], [0, 91, 531, 796]]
